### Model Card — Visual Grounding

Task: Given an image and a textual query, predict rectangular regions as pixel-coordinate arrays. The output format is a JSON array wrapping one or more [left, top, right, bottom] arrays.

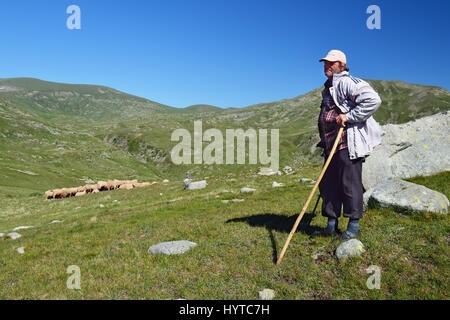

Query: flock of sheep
[[44, 179, 167, 199]]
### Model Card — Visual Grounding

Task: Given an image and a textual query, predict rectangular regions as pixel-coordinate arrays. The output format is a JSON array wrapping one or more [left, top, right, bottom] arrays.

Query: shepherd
[[315, 49, 382, 239]]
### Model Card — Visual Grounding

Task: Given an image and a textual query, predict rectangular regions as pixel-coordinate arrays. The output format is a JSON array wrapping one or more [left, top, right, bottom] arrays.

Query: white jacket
[[325, 71, 382, 160]]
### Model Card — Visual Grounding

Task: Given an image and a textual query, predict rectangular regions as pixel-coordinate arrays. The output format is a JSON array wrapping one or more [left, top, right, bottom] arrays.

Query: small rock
[[272, 181, 284, 188], [148, 240, 197, 255], [0, 233, 5, 238], [335, 239, 365, 259], [50, 220, 64, 224], [258, 167, 279, 176], [12, 226, 33, 231], [240, 187, 256, 193], [17, 247, 25, 254], [283, 166, 293, 174], [99, 204, 105, 208], [300, 178, 313, 183], [185, 180, 207, 190], [74, 206, 81, 210], [313, 246, 326, 260], [163, 179, 169, 183], [221, 200, 230, 204], [7, 232, 22, 240], [259, 289, 275, 300], [232, 199, 245, 202]]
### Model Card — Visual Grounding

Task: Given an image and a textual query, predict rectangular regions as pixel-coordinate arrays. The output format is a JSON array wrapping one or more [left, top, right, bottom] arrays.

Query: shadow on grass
[[226, 212, 323, 264]]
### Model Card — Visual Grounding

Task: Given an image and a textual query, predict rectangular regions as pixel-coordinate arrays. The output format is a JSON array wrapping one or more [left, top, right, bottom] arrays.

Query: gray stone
[[185, 180, 207, 190], [259, 289, 275, 300], [283, 166, 293, 174], [367, 179, 448, 214], [232, 199, 245, 202], [300, 178, 313, 183], [240, 187, 256, 193], [363, 111, 450, 190], [258, 167, 279, 176], [336, 239, 365, 259], [148, 240, 197, 255], [50, 220, 64, 224], [17, 247, 25, 254], [0, 233, 5, 238], [272, 181, 284, 188], [7, 232, 22, 240], [12, 226, 33, 231]]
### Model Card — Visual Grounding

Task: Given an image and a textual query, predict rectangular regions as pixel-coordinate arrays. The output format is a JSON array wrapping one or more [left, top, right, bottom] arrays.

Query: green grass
[[0, 169, 448, 299]]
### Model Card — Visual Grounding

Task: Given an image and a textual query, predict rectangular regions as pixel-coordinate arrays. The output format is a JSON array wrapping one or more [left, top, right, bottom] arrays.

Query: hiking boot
[[341, 229, 361, 240]]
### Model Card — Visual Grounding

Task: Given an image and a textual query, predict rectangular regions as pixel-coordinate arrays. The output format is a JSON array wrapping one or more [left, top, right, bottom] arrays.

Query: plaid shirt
[[318, 79, 347, 157]]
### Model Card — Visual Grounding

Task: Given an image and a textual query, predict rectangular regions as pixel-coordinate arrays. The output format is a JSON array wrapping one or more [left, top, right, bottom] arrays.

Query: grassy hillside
[[0, 77, 448, 300], [177, 104, 224, 113], [0, 78, 177, 121], [1, 77, 449, 197], [0, 169, 448, 299]]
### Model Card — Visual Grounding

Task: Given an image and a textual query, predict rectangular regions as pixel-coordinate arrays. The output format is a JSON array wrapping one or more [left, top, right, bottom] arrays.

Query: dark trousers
[[319, 148, 364, 219]]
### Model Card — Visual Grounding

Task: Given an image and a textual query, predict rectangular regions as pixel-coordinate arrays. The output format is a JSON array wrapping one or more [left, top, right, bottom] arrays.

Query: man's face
[[324, 60, 341, 78]]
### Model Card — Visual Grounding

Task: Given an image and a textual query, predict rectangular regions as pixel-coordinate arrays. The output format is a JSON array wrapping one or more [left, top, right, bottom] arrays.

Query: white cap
[[319, 49, 347, 64]]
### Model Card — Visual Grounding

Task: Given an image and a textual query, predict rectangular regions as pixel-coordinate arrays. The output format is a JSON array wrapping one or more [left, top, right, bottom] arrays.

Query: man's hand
[[336, 113, 347, 127]]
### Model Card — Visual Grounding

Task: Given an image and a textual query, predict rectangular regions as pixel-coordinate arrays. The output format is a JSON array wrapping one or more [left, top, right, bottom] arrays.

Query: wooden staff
[[276, 127, 344, 266]]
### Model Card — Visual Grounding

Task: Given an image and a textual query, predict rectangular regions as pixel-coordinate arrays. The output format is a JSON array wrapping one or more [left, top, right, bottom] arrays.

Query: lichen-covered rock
[[368, 179, 448, 214], [148, 240, 197, 255], [363, 111, 449, 190], [336, 239, 365, 259]]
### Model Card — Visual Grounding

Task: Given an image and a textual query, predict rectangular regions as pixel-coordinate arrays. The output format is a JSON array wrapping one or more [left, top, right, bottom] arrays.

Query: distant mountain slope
[[0, 76, 448, 195], [177, 104, 224, 113], [0, 78, 177, 121]]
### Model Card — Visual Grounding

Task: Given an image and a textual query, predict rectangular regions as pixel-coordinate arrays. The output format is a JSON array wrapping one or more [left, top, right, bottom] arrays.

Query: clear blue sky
[[0, 0, 448, 108]]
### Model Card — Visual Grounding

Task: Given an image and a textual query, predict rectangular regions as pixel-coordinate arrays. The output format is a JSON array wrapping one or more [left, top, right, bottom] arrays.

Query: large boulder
[[367, 179, 448, 214], [363, 111, 449, 190]]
